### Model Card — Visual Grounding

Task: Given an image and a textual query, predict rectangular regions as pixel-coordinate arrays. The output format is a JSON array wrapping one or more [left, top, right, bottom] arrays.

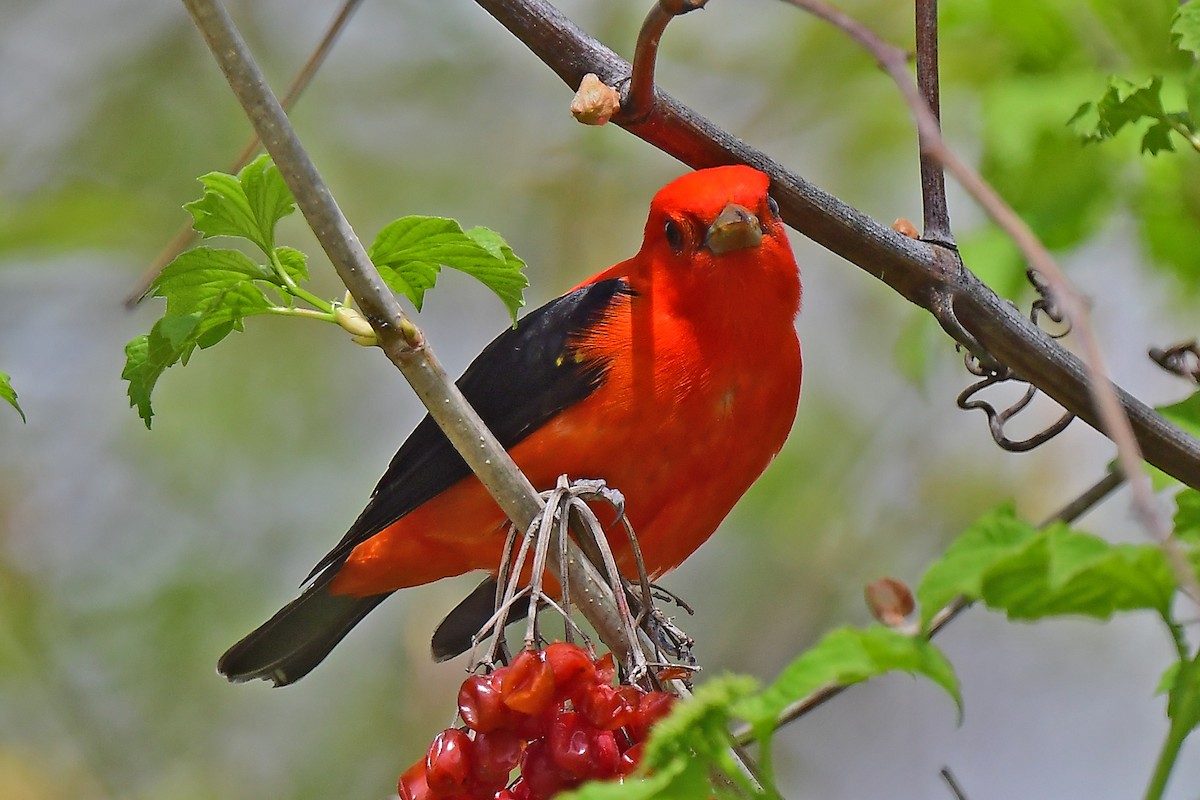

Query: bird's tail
[[218, 576, 391, 686]]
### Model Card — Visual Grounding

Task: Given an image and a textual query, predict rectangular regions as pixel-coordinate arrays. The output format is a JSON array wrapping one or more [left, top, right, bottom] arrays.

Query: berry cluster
[[398, 642, 676, 800]]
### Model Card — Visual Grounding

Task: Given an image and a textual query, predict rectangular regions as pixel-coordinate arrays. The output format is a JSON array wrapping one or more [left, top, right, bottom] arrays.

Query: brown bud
[[892, 218, 920, 239], [865, 577, 915, 627], [571, 74, 621, 126]]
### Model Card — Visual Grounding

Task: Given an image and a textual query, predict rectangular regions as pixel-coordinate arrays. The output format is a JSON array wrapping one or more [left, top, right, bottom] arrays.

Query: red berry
[[543, 642, 596, 702], [425, 728, 473, 796], [459, 673, 512, 733], [579, 683, 635, 731], [617, 742, 645, 775], [548, 710, 622, 780], [627, 691, 676, 741], [590, 728, 620, 777], [493, 790, 520, 800], [398, 759, 432, 800], [518, 738, 575, 800], [546, 711, 592, 778], [500, 650, 556, 716], [594, 652, 616, 686], [470, 728, 523, 790]]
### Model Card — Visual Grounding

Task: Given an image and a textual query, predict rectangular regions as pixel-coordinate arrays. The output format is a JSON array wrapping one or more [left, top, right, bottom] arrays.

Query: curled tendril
[[954, 268, 1076, 452], [957, 373, 1075, 452], [1150, 340, 1200, 385], [1027, 269, 1072, 339]]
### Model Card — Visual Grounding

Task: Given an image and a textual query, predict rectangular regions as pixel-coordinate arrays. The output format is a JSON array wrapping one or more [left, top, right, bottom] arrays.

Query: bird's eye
[[766, 195, 781, 220], [664, 219, 685, 253]]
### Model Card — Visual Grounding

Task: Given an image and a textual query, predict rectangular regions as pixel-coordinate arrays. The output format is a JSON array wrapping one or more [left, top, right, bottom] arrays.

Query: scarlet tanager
[[219, 165, 802, 685]]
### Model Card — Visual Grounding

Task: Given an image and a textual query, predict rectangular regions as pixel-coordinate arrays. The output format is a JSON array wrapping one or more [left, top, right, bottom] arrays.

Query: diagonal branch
[[773, 0, 1195, 599], [470, 0, 1200, 492], [180, 0, 639, 667], [914, 0, 953, 246], [125, 0, 365, 308]]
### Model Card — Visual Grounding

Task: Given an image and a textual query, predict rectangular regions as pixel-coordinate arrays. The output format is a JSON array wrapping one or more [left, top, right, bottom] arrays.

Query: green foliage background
[[2, 1, 1199, 798]]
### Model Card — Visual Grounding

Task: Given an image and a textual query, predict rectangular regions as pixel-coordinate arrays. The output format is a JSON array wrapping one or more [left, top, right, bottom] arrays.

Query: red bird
[[219, 165, 802, 685]]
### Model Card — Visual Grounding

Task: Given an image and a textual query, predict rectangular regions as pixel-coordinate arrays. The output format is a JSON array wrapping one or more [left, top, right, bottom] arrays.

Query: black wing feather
[[306, 277, 631, 581], [219, 278, 631, 684]]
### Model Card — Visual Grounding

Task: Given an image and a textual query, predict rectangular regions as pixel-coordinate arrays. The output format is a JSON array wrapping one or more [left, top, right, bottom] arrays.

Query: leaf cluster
[[1071, 1, 1200, 155], [557, 484, 1200, 799], [122, 156, 527, 427]]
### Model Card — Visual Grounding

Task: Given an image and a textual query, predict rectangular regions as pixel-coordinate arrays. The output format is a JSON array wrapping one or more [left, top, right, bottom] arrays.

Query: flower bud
[[571, 74, 621, 126], [334, 305, 376, 338], [865, 577, 915, 627]]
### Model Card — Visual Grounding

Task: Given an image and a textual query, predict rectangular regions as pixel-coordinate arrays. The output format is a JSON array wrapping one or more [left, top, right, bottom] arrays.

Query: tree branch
[[914, 0, 953, 246], [179, 0, 638, 666], [125, 0, 365, 308], [470, 0, 1200, 491]]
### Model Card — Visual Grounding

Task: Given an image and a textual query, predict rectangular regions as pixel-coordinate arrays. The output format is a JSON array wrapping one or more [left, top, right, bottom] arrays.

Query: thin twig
[[776, 0, 1200, 605], [622, 0, 709, 122], [914, 0, 953, 246], [126, 0, 364, 307], [179, 0, 640, 667], [730, 466, 1125, 744], [940, 767, 969, 800]]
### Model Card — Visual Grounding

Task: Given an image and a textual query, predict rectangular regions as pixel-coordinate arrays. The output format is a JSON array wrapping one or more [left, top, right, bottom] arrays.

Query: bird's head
[[637, 165, 800, 318]]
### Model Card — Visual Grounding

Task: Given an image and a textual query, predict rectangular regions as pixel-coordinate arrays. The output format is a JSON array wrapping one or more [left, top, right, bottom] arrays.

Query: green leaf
[[1167, 655, 1200, 738], [734, 626, 962, 737], [646, 677, 758, 767], [123, 279, 269, 427], [1159, 392, 1200, 439], [1142, 119, 1177, 154], [1158, 662, 1181, 696], [556, 766, 682, 800], [183, 155, 295, 254], [0, 371, 25, 423], [559, 677, 760, 800], [152, 247, 273, 319], [1173, 1, 1200, 58], [1175, 489, 1200, 545], [274, 246, 309, 284], [1073, 76, 1169, 148], [369, 216, 527, 321], [917, 505, 1179, 628], [464, 226, 531, 322], [917, 504, 1038, 628], [123, 311, 213, 429]]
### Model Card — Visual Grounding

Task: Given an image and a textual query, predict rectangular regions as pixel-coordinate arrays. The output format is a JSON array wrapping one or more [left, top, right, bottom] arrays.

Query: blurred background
[[2, 0, 1199, 797]]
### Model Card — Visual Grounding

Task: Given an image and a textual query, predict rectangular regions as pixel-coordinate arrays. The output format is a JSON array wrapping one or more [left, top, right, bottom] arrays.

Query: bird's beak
[[704, 203, 763, 255]]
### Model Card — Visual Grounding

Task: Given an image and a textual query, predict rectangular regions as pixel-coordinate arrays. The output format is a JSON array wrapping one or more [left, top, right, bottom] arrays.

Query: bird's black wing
[[305, 277, 632, 582], [218, 278, 632, 685]]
